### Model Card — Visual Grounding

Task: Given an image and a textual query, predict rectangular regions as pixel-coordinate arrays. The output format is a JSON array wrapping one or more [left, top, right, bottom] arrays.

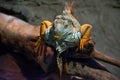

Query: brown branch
[[91, 49, 120, 67], [0, 12, 40, 61], [65, 61, 118, 80]]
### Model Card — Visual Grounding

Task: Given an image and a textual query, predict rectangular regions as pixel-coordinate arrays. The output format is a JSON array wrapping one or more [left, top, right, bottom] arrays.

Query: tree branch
[[0, 12, 40, 61]]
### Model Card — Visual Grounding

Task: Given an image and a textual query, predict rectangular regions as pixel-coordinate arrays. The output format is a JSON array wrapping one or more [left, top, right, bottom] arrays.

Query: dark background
[[0, 0, 120, 79]]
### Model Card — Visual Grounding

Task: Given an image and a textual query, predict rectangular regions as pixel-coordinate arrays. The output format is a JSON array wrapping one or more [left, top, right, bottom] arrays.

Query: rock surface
[[0, 0, 120, 79]]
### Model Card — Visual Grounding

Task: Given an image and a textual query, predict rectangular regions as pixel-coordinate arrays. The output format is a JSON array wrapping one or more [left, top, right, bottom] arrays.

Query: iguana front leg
[[34, 20, 52, 47], [34, 20, 52, 72], [80, 24, 92, 50]]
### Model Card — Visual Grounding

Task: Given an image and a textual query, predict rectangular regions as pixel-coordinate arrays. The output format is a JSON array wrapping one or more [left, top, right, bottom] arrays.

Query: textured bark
[[65, 61, 118, 80], [0, 12, 40, 61], [91, 49, 120, 67]]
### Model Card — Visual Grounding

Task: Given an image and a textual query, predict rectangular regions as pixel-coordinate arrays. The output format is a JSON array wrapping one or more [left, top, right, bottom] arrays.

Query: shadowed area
[[0, 43, 58, 80], [0, 42, 115, 80]]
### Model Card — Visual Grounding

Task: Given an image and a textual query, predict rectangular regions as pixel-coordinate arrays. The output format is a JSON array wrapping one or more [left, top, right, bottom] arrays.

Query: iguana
[[0, 3, 119, 80], [35, 2, 93, 78]]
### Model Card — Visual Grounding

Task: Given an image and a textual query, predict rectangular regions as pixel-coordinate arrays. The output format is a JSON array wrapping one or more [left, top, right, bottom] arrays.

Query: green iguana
[[35, 2, 93, 78]]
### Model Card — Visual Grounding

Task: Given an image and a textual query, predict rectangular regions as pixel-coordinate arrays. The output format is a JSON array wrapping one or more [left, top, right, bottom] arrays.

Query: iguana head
[[50, 2, 80, 40]]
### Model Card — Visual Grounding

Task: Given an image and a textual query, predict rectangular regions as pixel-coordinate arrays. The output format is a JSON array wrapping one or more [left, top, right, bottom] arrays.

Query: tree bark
[[65, 61, 118, 80], [91, 49, 120, 67], [0, 12, 40, 61]]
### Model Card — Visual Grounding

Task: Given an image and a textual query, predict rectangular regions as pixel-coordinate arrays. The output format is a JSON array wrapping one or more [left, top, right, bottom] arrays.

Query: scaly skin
[[35, 21, 92, 78], [80, 24, 92, 50], [35, 3, 92, 78], [34, 20, 52, 61], [34, 20, 52, 47]]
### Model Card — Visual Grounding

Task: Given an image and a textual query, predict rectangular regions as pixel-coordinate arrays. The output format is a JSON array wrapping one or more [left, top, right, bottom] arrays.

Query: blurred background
[[0, 0, 120, 79]]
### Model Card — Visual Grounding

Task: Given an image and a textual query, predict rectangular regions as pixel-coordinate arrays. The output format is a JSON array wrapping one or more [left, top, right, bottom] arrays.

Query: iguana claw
[[80, 38, 88, 50]]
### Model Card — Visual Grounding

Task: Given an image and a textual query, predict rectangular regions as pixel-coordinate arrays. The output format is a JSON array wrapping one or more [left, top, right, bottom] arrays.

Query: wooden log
[[91, 49, 120, 67], [0, 12, 40, 61], [65, 61, 118, 80]]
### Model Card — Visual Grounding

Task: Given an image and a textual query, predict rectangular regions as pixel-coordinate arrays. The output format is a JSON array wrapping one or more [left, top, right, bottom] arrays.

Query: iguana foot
[[79, 24, 92, 50], [80, 38, 88, 50]]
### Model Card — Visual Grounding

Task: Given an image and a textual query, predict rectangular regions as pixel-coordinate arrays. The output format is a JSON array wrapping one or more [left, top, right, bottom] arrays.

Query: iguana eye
[[50, 23, 55, 32]]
